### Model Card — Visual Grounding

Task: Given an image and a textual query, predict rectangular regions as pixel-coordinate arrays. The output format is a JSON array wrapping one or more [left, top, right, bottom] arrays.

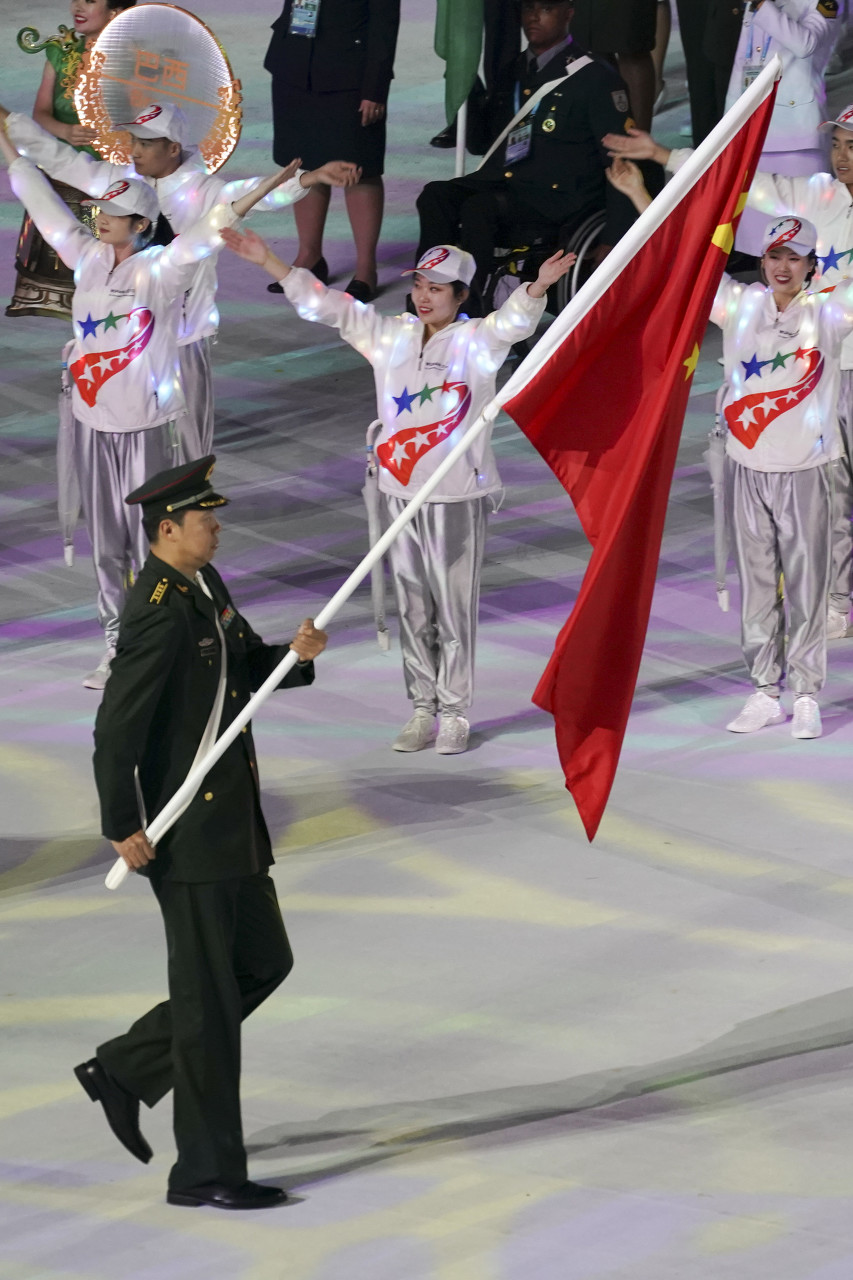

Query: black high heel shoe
[[267, 256, 329, 293], [345, 277, 376, 304]]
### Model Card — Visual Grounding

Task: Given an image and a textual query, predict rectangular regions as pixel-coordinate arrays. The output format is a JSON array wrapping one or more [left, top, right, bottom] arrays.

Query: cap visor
[[819, 119, 853, 133]]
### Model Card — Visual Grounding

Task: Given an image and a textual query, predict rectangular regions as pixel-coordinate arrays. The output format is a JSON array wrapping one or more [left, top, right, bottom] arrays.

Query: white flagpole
[[105, 57, 780, 890]]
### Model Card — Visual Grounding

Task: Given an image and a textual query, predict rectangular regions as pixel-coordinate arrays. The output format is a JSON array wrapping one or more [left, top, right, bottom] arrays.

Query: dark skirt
[[571, 0, 658, 55], [6, 177, 96, 322], [271, 83, 386, 177]]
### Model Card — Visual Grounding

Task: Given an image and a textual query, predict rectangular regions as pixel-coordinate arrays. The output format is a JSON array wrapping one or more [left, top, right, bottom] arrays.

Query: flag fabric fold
[[434, 0, 484, 126], [502, 73, 779, 841]]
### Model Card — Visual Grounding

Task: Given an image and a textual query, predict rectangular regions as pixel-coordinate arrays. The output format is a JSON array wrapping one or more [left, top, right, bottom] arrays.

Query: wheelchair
[[483, 205, 608, 316]]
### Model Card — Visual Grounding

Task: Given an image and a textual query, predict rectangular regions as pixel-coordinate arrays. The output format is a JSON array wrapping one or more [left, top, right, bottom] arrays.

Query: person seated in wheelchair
[[416, 0, 642, 299]]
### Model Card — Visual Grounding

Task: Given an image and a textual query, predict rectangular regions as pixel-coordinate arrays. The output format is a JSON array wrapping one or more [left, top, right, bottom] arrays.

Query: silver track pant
[[382, 494, 489, 714], [175, 337, 214, 462], [726, 457, 830, 696], [828, 369, 853, 610], [74, 419, 180, 648]]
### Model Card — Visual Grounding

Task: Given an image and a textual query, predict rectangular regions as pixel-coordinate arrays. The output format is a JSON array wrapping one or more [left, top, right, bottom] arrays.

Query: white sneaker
[[726, 691, 785, 733], [791, 695, 822, 739], [826, 608, 850, 640], [82, 648, 115, 690], [435, 712, 470, 755], [392, 708, 437, 752]]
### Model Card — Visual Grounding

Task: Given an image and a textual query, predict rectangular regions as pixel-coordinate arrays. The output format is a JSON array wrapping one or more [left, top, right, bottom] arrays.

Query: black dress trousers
[[97, 871, 293, 1191]]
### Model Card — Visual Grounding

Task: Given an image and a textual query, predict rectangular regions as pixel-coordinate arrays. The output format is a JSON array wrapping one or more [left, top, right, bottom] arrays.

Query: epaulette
[[149, 577, 172, 605]]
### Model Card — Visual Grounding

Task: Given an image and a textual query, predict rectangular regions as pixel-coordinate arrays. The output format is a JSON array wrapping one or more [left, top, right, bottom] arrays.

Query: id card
[[289, 0, 320, 37], [742, 65, 763, 89], [505, 119, 532, 164]]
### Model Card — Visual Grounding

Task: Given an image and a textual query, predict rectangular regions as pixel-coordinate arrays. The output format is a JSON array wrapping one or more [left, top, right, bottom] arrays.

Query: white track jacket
[[9, 156, 239, 433], [7, 112, 308, 346], [712, 274, 853, 472], [281, 269, 546, 501]]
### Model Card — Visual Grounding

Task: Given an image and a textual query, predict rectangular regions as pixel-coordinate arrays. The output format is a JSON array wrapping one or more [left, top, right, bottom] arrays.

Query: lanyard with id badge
[[289, 0, 320, 37], [505, 83, 537, 164], [742, 10, 772, 90]]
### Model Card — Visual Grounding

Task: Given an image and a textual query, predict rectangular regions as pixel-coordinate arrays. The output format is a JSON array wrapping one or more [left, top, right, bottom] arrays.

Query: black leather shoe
[[430, 122, 457, 148], [345, 277, 376, 303], [267, 255, 329, 294], [167, 1180, 288, 1210], [74, 1058, 153, 1164]]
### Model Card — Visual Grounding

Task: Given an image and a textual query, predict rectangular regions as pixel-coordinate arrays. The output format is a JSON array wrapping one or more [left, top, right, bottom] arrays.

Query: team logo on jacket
[[377, 381, 472, 485], [70, 307, 155, 408], [612, 90, 629, 113], [725, 348, 824, 449]]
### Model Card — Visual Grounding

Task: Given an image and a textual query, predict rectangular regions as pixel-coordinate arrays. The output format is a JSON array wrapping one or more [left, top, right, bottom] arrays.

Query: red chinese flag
[[503, 89, 776, 841]]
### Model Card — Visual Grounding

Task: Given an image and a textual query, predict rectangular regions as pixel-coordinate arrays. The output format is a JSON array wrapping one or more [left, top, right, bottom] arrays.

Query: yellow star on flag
[[712, 185, 750, 255], [683, 342, 700, 381]]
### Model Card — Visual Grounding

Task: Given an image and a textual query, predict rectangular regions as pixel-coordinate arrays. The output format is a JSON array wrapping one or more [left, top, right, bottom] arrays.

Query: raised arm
[[603, 126, 672, 168], [4, 109, 130, 194], [220, 225, 390, 356], [0, 125, 94, 270], [218, 160, 361, 215]]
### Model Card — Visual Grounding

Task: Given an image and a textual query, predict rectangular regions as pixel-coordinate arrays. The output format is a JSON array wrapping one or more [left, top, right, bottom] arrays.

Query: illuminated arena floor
[[3, 3, 853, 1277]]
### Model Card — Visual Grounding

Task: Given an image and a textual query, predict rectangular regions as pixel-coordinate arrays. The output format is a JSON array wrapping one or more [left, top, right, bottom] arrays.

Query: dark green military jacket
[[93, 553, 314, 883], [469, 45, 638, 244]]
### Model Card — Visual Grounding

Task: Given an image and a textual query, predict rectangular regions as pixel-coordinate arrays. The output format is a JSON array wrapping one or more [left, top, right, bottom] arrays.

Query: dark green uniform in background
[[93, 552, 314, 1193]]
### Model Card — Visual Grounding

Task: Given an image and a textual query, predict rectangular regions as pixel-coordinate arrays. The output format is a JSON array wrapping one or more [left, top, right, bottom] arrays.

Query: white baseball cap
[[819, 104, 853, 133], [82, 178, 160, 224], [117, 102, 187, 146], [760, 216, 818, 257], [402, 245, 476, 286]]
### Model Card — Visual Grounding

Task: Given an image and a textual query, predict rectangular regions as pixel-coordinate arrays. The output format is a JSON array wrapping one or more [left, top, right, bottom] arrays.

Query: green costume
[[9, 26, 97, 319], [92, 552, 314, 1191]]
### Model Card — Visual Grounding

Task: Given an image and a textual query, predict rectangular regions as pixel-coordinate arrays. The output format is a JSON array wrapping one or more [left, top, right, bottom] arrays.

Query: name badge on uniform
[[289, 0, 320, 37], [505, 119, 533, 165], [742, 65, 763, 89]]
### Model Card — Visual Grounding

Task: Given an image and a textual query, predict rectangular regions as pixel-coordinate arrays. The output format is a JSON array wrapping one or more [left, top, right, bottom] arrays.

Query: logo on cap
[[418, 247, 450, 271], [839, 105, 853, 124], [130, 106, 163, 126], [99, 181, 131, 202], [767, 218, 802, 249]]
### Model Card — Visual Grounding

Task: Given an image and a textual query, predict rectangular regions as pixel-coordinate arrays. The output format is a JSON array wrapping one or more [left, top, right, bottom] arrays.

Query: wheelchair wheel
[[554, 209, 608, 312]]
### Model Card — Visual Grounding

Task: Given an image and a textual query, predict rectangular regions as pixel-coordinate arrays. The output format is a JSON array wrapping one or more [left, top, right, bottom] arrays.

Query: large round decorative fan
[[74, 3, 242, 173]]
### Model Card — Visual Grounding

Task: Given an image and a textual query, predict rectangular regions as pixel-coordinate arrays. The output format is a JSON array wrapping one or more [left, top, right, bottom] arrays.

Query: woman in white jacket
[[220, 230, 574, 754], [607, 151, 853, 740], [0, 121, 294, 687]]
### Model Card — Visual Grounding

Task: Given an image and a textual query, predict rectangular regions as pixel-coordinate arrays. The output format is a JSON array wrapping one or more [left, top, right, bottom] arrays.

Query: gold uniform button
[[242, 726, 248, 733], [238, 631, 243, 638], [231, 689, 237, 697], [523, 88, 531, 96], [505, 170, 513, 178], [552, 183, 559, 189], [204, 791, 213, 801]]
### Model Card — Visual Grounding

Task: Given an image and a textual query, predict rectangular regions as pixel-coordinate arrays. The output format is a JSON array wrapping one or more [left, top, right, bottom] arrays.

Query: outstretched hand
[[220, 226, 291, 282], [528, 249, 577, 298], [606, 156, 652, 213], [603, 126, 670, 167], [230, 159, 302, 218], [304, 160, 362, 188]]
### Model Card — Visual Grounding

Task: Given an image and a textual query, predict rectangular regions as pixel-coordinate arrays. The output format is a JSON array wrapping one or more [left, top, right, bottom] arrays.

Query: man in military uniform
[[74, 455, 327, 1210], [415, 0, 640, 294]]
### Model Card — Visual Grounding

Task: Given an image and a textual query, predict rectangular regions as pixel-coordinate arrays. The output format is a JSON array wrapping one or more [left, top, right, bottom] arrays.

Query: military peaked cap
[[125, 454, 229, 520]]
